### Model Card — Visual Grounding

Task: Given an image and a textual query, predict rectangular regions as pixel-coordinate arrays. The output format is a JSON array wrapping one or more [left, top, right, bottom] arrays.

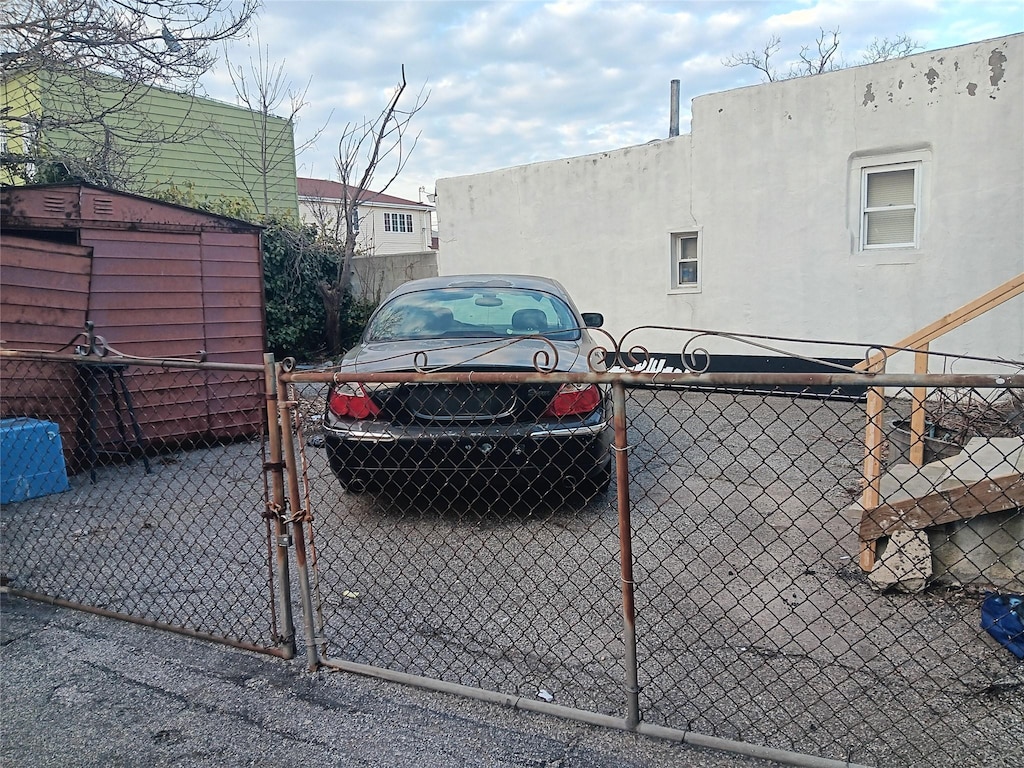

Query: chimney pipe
[[669, 79, 680, 137]]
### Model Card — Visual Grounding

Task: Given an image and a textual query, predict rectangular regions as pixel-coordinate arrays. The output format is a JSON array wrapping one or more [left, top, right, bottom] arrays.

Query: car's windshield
[[365, 287, 582, 342]]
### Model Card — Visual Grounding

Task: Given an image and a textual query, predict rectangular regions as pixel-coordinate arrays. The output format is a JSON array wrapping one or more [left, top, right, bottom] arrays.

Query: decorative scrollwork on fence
[[585, 325, 976, 376], [73, 321, 110, 358], [680, 335, 713, 374], [317, 324, 1023, 380], [382, 335, 562, 374]]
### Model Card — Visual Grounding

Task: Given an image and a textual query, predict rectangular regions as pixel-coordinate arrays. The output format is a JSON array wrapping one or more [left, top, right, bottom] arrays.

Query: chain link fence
[[282, 367, 1022, 768], [3, 345, 1021, 767], [624, 382, 1022, 766], [0, 351, 291, 656]]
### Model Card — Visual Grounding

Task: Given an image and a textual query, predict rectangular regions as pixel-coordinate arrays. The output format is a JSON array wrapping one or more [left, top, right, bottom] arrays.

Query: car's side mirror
[[581, 312, 604, 328]]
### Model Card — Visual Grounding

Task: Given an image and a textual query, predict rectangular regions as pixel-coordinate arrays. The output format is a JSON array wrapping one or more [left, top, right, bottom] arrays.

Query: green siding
[[3, 72, 298, 215]]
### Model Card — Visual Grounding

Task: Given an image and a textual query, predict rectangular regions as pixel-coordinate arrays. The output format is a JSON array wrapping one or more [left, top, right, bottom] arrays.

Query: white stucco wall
[[436, 35, 1024, 368]]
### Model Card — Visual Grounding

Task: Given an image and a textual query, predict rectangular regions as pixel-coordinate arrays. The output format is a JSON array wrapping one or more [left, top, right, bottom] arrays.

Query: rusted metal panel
[[199, 230, 266, 436], [1, 184, 262, 234], [1, 184, 266, 449], [82, 231, 205, 361], [0, 236, 92, 349], [0, 236, 92, 462]]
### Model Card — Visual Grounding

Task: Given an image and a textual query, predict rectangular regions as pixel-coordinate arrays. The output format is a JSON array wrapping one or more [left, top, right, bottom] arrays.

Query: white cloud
[[707, 9, 751, 35]]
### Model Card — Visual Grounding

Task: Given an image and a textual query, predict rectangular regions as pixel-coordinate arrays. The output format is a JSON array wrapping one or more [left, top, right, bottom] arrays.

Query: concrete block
[[869, 530, 933, 592]]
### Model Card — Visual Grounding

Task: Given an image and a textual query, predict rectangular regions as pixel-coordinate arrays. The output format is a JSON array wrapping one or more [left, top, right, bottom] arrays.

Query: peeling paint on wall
[[862, 83, 875, 106], [989, 48, 1007, 86], [926, 67, 940, 87], [968, 82, 978, 96]]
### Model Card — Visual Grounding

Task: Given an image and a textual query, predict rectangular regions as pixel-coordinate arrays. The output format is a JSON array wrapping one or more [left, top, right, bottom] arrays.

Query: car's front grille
[[382, 383, 557, 425]]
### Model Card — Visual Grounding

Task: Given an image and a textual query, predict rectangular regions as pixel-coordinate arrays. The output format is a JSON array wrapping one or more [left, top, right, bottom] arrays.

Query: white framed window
[[861, 163, 919, 249], [671, 232, 700, 291], [384, 212, 413, 233]]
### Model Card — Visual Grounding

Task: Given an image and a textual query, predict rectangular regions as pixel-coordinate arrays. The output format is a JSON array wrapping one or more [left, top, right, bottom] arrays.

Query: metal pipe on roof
[[670, 79, 680, 137]]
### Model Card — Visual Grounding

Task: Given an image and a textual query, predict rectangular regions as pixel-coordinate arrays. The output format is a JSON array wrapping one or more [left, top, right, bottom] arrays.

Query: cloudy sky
[[200, 1, 1023, 203]]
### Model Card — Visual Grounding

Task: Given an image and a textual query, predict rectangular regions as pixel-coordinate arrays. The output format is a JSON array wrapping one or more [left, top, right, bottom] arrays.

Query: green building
[[1, 70, 298, 216]]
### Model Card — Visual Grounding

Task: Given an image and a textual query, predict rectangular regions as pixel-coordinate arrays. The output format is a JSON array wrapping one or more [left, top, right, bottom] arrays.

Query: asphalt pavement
[[1, 595, 781, 768]]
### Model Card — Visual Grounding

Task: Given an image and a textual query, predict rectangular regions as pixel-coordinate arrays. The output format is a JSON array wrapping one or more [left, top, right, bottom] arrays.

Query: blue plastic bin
[[1, 418, 71, 504]]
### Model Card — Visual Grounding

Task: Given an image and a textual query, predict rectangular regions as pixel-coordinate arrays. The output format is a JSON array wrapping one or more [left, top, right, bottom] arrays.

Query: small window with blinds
[[861, 164, 919, 249]]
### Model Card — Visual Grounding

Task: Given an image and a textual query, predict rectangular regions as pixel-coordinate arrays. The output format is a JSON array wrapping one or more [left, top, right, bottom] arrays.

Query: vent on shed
[[92, 197, 114, 216], [43, 194, 67, 213]]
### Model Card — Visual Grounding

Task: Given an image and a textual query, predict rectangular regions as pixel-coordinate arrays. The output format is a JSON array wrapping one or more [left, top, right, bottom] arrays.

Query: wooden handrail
[[854, 272, 1024, 371], [857, 272, 1024, 572]]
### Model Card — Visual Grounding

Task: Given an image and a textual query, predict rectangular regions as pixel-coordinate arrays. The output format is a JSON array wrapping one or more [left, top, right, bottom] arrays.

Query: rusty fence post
[[612, 380, 641, 728], [263, 353, 295, 658], [277, 363, 321, 672]]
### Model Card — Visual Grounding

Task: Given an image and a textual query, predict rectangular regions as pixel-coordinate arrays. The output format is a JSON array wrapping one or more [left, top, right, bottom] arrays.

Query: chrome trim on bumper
[[325, 419, 610, 442], [328, 426, 399, 442], [527, 421, 610, 438]]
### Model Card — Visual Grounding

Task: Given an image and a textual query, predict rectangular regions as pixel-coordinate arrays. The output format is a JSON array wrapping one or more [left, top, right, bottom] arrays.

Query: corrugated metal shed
[[0, 184, 266, 460]]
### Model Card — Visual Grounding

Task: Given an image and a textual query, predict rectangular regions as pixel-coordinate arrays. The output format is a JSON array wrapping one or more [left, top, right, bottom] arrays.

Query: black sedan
[[323, 275, 613, 499]]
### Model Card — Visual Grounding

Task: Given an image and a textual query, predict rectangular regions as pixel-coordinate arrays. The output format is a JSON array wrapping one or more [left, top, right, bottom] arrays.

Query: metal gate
[[280, 357, 1022, 768], [0, 347, 292, 657]]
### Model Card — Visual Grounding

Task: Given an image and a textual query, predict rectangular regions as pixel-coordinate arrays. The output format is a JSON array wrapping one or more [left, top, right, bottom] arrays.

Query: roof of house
[[296, 177, 432, 209]]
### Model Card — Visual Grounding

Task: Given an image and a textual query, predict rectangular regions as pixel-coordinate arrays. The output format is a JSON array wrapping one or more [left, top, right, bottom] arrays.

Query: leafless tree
[[792, 28, 843, 78], [212, 39, 329, 216], [722, 34, 784, 82], [317, 65, 429, 356], [724, 28, 920, 83], [1, 0, 258, 186], [861, 35, 921, 63]]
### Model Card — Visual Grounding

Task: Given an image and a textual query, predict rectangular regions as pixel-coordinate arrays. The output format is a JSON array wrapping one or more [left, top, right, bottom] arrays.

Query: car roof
[[385, 274, 572, 300]]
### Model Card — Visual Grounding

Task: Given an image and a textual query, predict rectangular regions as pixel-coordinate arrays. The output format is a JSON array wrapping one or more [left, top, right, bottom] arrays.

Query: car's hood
[[341, 337, 594, 373]]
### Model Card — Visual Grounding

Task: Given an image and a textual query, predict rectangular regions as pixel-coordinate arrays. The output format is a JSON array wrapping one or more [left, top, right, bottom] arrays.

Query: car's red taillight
[[542, 383, 601, 418], [328, 385, 381, 419]]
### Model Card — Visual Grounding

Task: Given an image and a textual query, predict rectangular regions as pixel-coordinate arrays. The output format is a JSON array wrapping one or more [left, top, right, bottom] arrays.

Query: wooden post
[[909, 345, 930, 467], [859, 359, 886, 572]]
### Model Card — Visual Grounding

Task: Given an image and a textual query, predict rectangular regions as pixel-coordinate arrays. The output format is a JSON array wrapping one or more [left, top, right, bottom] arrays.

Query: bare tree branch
[[315, 65, 429, 356], [792, 28, 843, 77], [862, 34, 922, 63], [724, 28, 920, 84], [723, 35, 781, 82], [210, 36, 330, 216], [1, 0, 258, 186]]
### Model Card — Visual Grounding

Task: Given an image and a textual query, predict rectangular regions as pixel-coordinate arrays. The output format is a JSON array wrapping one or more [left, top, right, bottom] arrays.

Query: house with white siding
[[297, 177, 436, 255], [297, 177, 439, 299], [435, 34, 1023, 372]]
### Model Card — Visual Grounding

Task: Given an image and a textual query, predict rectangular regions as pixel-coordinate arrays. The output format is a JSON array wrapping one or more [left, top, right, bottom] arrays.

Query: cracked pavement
[[1, 595, 779, 768]]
